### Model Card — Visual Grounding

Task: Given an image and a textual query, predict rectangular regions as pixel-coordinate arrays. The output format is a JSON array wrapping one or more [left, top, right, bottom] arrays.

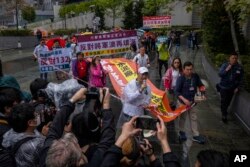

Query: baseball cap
[[138, 67, 149, 74]]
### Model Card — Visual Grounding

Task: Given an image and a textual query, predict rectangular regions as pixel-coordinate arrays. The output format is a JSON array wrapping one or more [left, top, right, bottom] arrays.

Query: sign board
[[143, 16, 171, 28], [77, 30, 139, 57]]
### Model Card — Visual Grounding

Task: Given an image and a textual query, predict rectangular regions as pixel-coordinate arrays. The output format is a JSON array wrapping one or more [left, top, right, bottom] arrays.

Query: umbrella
[[81, 32, 93, 35], [46, 38, 66, 50], [140, 26, 152, 31]]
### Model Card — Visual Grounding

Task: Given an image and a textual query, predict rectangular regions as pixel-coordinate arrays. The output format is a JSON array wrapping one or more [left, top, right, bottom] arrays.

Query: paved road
[[1, 46, 250, 166]]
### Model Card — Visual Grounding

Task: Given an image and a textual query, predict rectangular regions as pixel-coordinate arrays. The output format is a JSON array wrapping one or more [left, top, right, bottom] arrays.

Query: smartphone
[[136, 117, 159, 130]]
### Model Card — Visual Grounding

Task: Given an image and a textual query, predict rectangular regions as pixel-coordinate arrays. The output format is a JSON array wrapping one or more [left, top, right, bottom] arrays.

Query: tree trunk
[[227, 10, 239, 55]]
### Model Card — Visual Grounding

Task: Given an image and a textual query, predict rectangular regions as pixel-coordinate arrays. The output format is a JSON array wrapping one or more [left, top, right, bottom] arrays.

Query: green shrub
[[214, 53, 227, 68], [241, 55, 250, 92], [0, 29, 32, 36], [54, 29, 76, 36]]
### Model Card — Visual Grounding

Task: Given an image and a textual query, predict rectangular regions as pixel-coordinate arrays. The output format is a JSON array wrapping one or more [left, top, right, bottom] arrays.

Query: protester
[[191, 31, 199, 50], [157, 42, 169, 78], [2, 103, 45, 166], [133, 46, 150, 68], [0, 90, 17, 145], [175, 61, 206, 144], [125, 43, 137, 60], [30, 78, 55, 134], [217, 53, 243, 123], [195, 150, 229, 167], [163, 57, 182, 110], [117, 67, 151, 128], [72, 52, 90, 88], [101, 116, 181, 167], [0, 66, 32, 102], [36, 29, 43, 43], [89, 56, 107, 88], [39, 87, 115, 167], [52, 40, 65, 80], [33, 38, 49, 80]]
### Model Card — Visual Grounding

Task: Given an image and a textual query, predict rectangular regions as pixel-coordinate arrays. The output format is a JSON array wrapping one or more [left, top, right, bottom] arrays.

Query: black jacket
[[0, 115, 11, 146], [39, 102, 115, 167], [100, 145, 181, 167]]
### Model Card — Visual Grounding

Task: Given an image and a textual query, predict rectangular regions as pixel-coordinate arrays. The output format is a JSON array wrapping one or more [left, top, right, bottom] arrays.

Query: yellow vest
[[158, 44, 169, 61]]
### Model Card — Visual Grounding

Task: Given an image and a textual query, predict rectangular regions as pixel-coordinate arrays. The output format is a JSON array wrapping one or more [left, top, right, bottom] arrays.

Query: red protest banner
[[143, 16, 172, 28]]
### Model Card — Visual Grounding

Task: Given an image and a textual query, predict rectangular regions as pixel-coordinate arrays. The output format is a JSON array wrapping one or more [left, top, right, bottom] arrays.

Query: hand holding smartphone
[[136, 116, 159, 131]]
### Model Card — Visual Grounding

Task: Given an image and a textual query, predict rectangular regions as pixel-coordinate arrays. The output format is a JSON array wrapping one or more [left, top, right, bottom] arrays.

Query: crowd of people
[[0, 27, 244, 167]]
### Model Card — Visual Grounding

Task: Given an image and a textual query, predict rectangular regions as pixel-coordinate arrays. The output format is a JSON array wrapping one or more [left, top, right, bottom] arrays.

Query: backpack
[[0, 137, 34, 167]]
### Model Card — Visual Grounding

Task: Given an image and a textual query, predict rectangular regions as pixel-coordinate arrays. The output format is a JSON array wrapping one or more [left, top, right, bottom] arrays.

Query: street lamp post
[[15, 0, 19, 31]]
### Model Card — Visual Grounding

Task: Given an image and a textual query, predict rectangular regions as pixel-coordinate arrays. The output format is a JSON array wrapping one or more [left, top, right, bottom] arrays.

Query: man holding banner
[[175, 61, 206, 144], [33, 38, 49, 80], [117, 67, 151, 128], [133, 46, 150, 68]]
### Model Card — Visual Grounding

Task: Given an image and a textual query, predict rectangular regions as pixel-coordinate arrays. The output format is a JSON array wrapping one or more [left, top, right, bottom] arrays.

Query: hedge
[[0, 29, 33, 36]]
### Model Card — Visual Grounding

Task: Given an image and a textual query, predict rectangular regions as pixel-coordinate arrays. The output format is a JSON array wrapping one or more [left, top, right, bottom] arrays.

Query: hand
[[102, 87, 110, 109], [156, 116, 171, 153], [234, 88, 239, 94], [140, 80, 147, 92], [156, 116, 167, 142], [183, 98, 191, 106], [225, 64, 232, 71], [115, 117, 142, 147], [41, 122, 52, 136], [70, 88, 87, 103]]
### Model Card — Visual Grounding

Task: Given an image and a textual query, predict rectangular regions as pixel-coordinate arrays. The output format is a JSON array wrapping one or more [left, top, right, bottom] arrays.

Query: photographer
[[39, 87, 115, 167], [30, 78, 55, 135], [101, 116, 180, 167]]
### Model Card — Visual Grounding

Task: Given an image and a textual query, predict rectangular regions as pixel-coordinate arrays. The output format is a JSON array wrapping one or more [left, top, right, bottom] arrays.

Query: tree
[[183, 0, 250, 55], [21, 6, 36, 23], [123, 0, 135, 29], [95, 5, 105, 30], [134, 0, 144, 28], [142, 0, 170, 16], [3, 0, 27, 30], [95, 0, 123, 27]]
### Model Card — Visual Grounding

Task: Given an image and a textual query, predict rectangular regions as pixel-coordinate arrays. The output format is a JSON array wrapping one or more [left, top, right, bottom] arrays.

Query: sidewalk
[[172, 45, 250, 166]]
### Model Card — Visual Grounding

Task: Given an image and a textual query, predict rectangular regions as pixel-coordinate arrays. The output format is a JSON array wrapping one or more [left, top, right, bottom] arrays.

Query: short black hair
[[183, 61, 193, 69], [197, 150, 229, 167], [0, 92, 15, 114], [0, 88, 21, 103], [30, 78, 49, 100], [71, 112, 100, 147], [76, 52, 83, 57], [9, 103, 35, 133], [231, 52, 238, 57]]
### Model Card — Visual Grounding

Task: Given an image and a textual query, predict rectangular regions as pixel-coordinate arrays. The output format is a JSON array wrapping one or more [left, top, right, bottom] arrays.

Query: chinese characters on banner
[[38, 48, 71, 73], [143, 16, 171, 28], [101, 58, 187, 122], [77, 30, 139, 57]]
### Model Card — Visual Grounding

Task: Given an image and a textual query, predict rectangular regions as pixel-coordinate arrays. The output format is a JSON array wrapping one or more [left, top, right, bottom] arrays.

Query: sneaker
[[179, 131, 187, 142], [192, 135, 205, 144]]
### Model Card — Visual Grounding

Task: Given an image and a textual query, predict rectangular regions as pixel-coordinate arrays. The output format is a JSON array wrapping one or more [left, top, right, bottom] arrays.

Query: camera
[[83, 87, 107, 118], [136, 116, 159, 131]]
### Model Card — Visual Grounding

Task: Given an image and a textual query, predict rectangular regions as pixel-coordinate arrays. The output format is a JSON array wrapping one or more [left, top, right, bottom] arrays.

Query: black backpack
[[0, 137, 34, 167]]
